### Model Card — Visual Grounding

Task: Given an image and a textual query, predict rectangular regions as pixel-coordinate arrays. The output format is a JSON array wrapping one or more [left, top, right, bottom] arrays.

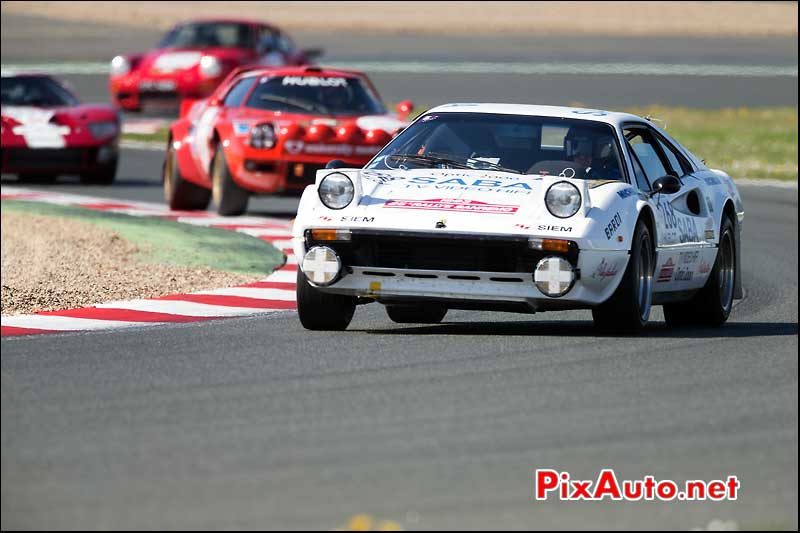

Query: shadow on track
[[358, 320, 799, 338]]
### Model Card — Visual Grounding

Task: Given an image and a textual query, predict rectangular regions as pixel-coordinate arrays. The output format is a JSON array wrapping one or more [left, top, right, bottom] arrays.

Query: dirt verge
[[2, 1, 797, 37], [1, 211, 260, 315]]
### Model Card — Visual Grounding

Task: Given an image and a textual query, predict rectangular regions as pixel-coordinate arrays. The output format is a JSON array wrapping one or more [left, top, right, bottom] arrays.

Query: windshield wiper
[[387, 153, 472, 169], [258, 95, 331, 115], [466, 158, 521, 174]]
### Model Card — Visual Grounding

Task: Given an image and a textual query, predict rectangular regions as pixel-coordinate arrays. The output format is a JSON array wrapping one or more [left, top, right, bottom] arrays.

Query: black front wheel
[[592, 219, 654, 333], [296, 270, 357, 331]]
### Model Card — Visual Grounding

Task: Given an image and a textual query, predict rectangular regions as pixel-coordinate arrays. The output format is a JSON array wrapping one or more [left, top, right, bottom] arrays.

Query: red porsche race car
[[109, 18, 321, 113], [2, 73, 120, 184], [163, 65, 413, 215]]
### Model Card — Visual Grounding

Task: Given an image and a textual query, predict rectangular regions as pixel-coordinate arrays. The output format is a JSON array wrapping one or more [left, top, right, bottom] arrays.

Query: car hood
[[139, 47, 246, 74], [346, 168, 554, 234]]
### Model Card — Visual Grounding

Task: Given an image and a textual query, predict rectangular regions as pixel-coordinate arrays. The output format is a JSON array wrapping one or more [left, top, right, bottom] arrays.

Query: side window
[[629, 148, 651, 191], [625, 128, 668, 183], [222, 77, 256, 107], [655, 136, 689, 177]]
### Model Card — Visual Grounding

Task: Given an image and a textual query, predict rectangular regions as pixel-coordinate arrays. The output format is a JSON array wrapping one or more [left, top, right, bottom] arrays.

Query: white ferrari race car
[[292, 103, 744, 332]]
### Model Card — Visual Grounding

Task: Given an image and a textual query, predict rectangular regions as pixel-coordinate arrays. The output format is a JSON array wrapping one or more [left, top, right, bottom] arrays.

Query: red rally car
[[2, 73, 120, 184], [109, 18, 321, 112], [163, 66, 414, 215]]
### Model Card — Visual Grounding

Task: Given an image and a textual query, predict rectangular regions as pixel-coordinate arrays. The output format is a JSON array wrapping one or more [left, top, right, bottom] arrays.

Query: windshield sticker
[[384, 198, 519, 215], [281, 76, 348, 87], [420, 115, 438, 122]]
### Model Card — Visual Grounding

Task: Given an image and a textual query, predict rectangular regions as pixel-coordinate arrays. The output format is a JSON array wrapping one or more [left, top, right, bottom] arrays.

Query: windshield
[[243, 75, 386, 116], [1, 76, 79, 107], [367, 112, 625, 180], [158, 22, 254, 49]]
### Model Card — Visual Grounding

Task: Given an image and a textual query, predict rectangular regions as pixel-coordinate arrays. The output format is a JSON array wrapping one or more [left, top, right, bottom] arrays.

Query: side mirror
[[325, 159, 348, 169], [396, 100, 414, 118], [650, 175, 682, 196]]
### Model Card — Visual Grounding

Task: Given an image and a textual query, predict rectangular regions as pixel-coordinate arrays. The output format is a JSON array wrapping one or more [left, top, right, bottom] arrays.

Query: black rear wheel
[[80, 157, 118, 185], [163, 142, 211, 210], [664, 216, 736, 327], [212, 149, 249, 216]]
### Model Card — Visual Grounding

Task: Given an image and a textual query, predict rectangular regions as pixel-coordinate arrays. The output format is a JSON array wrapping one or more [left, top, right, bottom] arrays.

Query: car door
[[622, 124, 714, 292]]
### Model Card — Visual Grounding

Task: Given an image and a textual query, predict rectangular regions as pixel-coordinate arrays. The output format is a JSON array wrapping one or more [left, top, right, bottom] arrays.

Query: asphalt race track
[[2, 12, 798, 531]]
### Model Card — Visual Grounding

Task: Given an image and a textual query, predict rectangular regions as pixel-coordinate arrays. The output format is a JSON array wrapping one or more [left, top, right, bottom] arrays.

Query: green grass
[[121, 127, 170, 144], [621, 106, 798, 181], [1, 200, 284, 275]]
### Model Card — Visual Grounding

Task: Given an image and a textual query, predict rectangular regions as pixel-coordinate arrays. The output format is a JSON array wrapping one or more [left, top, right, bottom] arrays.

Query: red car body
[[163, 65, 413, 215], [109, 18, 320, 112], [2, 73, 120, 183]]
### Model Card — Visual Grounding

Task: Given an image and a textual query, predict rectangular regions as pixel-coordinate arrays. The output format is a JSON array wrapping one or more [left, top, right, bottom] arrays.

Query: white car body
[[292, 103, 743, 315]]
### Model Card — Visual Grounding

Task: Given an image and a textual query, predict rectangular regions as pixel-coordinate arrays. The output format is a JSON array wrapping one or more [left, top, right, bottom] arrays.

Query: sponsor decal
[[604, 212, 622, 240], [673, 267, 694, 282], [317, 215, 333, 221], [706, 195, 714, 213], [538, 225, 572, 232], [617, 188, 635, 199], [360, 171, 404, 184], [703, 176, 722, 186], [404, 175, 537, 194], [514, 223, 531, 230], [283, 140, 378, 157], [705, 229, 715, 240], [678, 250, 699, 264], [384, 198, 519, 214], [592, 258, 620, 280], [657, 257, 675, 283], [698, 262, 711, 274], [340, 216, 374, 223], [233, 122, 251, 135], [657, 201, 699, 243], [281, 76, 347, 87]]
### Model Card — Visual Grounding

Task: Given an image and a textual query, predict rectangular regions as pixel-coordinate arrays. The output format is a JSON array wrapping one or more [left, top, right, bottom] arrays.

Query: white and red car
[[292, 104, 744, 332], [2, 73, 120, 184]]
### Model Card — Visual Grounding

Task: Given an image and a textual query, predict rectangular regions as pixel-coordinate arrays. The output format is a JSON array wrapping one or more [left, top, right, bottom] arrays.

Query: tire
[[80, 157, 118, 185], [296, 269, 357, 331], [163, 142, 211, 210], [386, 304, 447, 324], [592, 219, 654, 333], [211, 148, 249, 216], [663, 216, 736, 327]]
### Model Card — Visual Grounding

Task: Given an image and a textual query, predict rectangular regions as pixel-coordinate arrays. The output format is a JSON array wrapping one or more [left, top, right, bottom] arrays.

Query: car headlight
[[318, 172, 354, 210], [249, 123, 275, 149], [88, 121, 118, 140], [199, 55, 222, 78], [110, 55, 130, 76], [545, 181, 582, 218]]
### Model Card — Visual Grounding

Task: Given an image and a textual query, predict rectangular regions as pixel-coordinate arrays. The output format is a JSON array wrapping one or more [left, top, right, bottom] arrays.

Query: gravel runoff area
[[1, 211, 259, 316], [2, 1, 797, 37]]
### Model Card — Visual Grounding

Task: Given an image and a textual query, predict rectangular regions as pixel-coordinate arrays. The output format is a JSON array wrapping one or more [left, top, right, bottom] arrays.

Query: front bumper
[[2, 143, 118, 175], [110, 73, 223, 111], [295, 230, 630, 309]]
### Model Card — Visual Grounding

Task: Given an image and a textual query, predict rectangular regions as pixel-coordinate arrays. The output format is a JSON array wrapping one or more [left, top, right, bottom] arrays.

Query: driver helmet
[[564, 126, 615, 161]]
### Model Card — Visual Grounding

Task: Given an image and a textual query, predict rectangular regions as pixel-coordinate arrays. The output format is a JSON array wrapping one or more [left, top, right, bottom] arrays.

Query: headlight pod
[[199, 55, 222, 78], [249, 123, 275, 149], [88, 121, 118, 140], [110, 55, 130, 76], [545, 181, 582, 218], [318, 172, 354, 210]]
